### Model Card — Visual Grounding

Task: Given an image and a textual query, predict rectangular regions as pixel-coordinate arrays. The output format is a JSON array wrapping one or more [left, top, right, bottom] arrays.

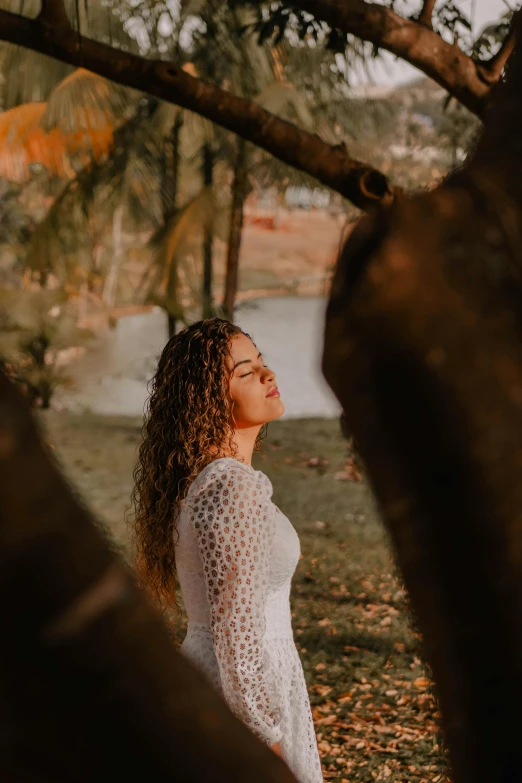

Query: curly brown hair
[[131, 317, 262, 613]]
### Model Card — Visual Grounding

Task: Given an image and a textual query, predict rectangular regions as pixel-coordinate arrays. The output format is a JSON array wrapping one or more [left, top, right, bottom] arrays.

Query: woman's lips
[[266, 387, 280, 398]]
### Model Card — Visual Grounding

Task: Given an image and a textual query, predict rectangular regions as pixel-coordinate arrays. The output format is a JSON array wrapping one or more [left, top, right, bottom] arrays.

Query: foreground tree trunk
[[0, 371, 297, 782], [223, 138, 248, 322], [323, 14, 522, 783]]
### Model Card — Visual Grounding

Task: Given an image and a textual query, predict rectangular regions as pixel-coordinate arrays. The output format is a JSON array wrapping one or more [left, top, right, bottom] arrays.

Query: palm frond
[[0, 285, 93, 366], [0, 43, 72, 108], [149, 186, 214, 259], [141, 186, 221, 315], [0, 0, 40, 19], [23, 178, 93, 284], [42, 68, 139, 133], [0, 0, 141, 107], [255, 81, 315, 130], [178, 108, 215, 162], [0, 286, 67, 332], [150, 100, 183, 140], [48, 310, 94, 349]]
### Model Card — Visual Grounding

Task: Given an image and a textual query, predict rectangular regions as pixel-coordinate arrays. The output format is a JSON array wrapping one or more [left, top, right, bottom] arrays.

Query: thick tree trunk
[[323, 15, 522, 783], [202, 142, 214, 320], [0, 370, 297, 782], [223, 138, 248, 322]]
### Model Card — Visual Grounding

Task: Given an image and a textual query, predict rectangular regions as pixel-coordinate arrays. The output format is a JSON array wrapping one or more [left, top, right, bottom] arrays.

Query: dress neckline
[[206, 456, 255, 472]]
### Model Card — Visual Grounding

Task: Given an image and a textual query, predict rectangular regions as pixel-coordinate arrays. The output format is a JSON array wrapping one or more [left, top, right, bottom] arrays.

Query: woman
[[132, 318, 323, 783]]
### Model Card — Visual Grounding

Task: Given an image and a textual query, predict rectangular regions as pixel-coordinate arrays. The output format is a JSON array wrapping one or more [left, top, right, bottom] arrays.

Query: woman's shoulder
[[187, 457, 272, 498]]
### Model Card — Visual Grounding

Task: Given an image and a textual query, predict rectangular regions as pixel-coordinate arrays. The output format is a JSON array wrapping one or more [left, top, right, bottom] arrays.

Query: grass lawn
[[41, 411, 448, 783]]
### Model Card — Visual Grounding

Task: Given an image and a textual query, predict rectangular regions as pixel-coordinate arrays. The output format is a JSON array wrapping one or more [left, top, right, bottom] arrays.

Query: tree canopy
[[0, 0, 519, 209]]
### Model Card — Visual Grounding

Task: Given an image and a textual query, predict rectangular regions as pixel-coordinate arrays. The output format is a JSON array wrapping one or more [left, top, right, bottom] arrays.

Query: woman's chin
[[267, 398, 285, 420]]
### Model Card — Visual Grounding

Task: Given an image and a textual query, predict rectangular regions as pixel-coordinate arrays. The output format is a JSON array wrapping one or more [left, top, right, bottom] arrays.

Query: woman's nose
[[262, 366, 275, 383]]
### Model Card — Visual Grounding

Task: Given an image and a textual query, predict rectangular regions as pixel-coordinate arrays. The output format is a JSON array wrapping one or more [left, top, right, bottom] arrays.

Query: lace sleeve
[[191, 462, 283, 746]]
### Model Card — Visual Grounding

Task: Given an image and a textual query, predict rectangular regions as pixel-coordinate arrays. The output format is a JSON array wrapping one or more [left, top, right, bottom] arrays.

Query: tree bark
[[162, 113, 182, 218], [292, 0, 505, 113], [323, 13, 522, 783], [223, 138, 248, 322], [0, 4, 392, 211], [418, 0, 436, 28], [165, 114, 183, 340], [0, 369, 297, 782], [202, 142, 214, 319], [167, 312, 177, 339]]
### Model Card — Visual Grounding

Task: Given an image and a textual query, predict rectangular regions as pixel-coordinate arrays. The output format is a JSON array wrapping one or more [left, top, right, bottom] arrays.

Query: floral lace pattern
[[175, 458, 323, 783]]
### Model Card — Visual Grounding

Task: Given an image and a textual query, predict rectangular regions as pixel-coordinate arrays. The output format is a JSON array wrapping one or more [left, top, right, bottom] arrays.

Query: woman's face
[[228, 333, 284, 428]]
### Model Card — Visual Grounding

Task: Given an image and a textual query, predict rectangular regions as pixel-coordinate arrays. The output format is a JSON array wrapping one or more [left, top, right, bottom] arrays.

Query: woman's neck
[[229, 425, 262, 466]]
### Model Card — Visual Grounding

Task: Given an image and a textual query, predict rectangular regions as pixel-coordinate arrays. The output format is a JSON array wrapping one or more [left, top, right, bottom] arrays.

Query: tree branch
[[474, 9, 522, 174], [38, 0, 71, 29], [0, 8, 393, 211], [291, 0, 494, 116], [418, 0, 437, 29], [478, 17, 519, 85]]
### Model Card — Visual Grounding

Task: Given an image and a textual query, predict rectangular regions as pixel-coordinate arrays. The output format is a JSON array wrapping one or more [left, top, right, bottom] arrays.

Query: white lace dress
[[175, 457, 323, 783]]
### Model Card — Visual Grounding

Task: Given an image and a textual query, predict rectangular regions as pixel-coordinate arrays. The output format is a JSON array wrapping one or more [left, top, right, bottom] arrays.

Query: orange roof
[[0, 101, 114, 183]]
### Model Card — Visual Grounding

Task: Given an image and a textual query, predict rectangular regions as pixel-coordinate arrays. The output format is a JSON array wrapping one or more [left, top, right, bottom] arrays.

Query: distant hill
[[350, 73, 476, 144]]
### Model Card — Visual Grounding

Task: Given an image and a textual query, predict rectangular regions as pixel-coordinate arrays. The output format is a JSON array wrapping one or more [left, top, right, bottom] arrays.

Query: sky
[[131, 0, 512, 87], [359, 0, 511, 86]]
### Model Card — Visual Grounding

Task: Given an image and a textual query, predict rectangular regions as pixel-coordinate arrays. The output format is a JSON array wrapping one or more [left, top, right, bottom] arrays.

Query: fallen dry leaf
[[316, 714, 338, 726]]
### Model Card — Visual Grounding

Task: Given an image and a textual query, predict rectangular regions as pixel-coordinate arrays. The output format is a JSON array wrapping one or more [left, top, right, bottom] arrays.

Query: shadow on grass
[[298, 626, 415, 657], [295, 583, 406, 611]]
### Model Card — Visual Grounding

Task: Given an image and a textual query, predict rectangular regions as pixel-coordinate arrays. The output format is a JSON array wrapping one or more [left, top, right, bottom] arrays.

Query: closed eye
[[239, 371, 253, 378]]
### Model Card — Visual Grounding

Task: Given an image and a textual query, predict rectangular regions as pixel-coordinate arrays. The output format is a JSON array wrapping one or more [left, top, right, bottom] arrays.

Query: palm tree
[[162, 110, 183, 337], [142, 92, 225, 334], [0, 285, 93, 407], [191, 3, 320, 321], [201, 134, 215, 319], [1, 0, 396, 328], [0, 64, 231, 336], [8, 88, 161, 295], [224, 136, 247, 321], [142, 183, 226, 336], [189, 0, 387, 320]]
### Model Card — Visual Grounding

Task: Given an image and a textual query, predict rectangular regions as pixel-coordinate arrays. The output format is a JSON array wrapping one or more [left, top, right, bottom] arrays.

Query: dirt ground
[[39, 411, 446, 783], [232, 209, 348, 299]]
